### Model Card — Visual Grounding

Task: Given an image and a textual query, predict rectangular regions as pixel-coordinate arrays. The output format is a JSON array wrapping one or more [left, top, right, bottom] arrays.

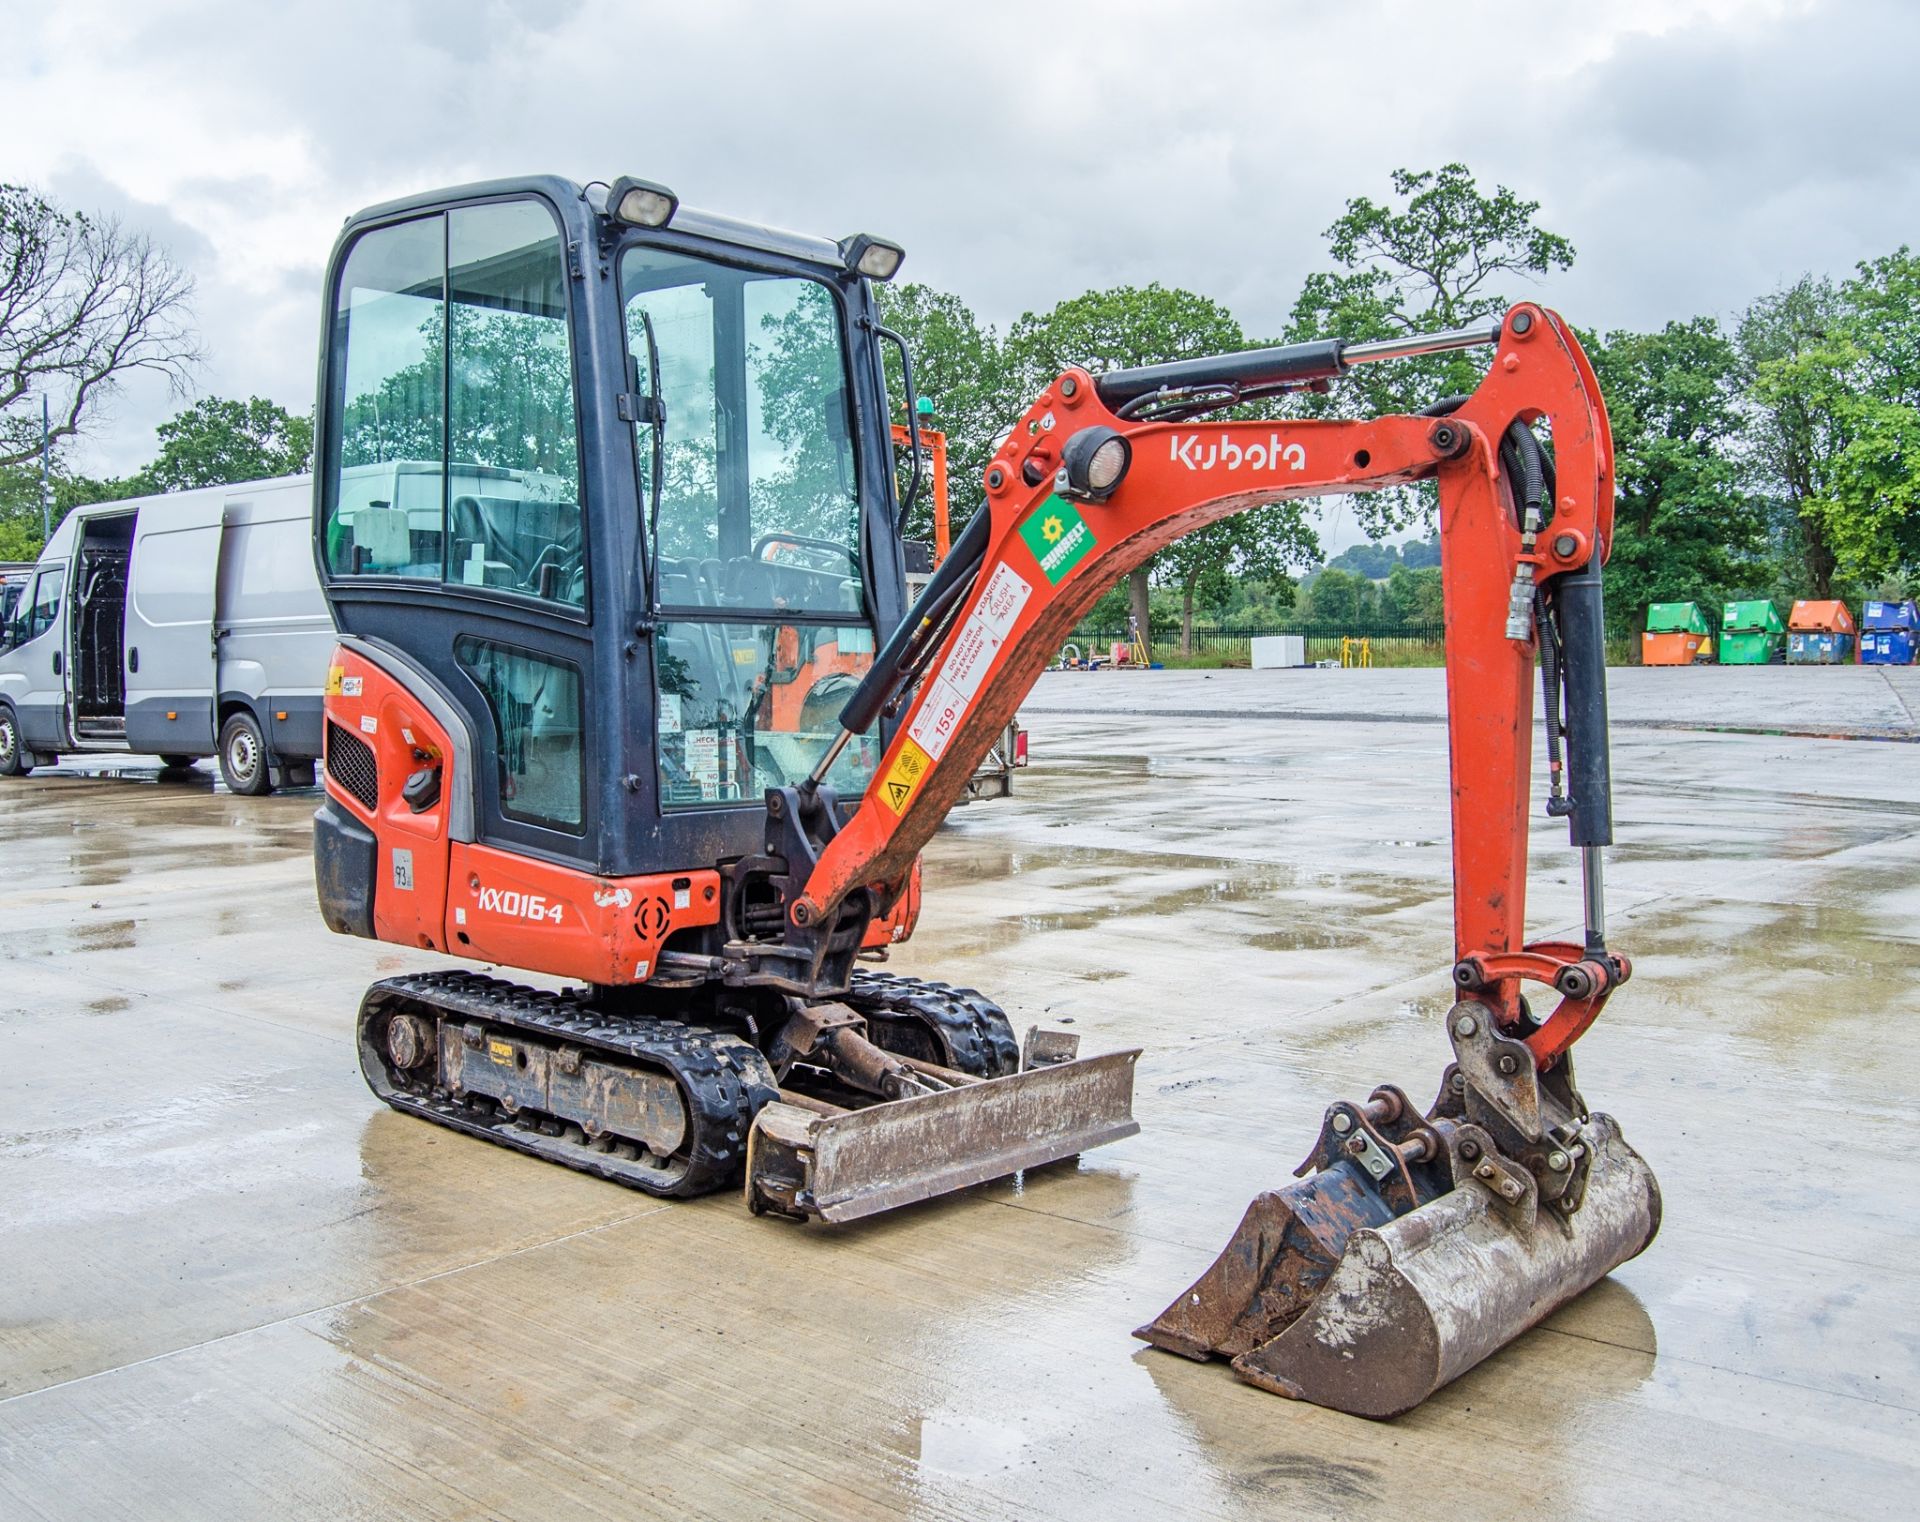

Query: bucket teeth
[[1138, 1111, 1660, 1418], [1135, 1164, 1396, 1361]]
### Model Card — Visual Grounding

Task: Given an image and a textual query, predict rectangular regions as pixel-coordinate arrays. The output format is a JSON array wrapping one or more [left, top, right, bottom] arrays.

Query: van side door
[[216, 491, 333, 761], [125, 499, 227, 756]]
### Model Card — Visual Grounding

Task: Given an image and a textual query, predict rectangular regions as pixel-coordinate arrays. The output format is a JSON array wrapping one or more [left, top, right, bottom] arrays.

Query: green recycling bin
[[1719, 599, 1784, 664]]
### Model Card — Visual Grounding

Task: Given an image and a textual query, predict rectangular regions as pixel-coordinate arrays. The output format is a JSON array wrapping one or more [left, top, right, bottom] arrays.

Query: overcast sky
[[7, 0, 1916, 548]]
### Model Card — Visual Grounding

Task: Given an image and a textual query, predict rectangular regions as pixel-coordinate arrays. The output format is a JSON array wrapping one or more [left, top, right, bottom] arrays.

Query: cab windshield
[[621, 247, 878, 808], [622, 248, 863, 616]]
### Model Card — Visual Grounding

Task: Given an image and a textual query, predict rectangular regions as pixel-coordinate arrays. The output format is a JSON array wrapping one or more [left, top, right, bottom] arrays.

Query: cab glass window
[[28, 566, 64, 642], [622, 250, 862, 616], [325, 216, 446, 581], [447, 202, 584, 607], [455, 636, 586, 832], [324, 199, 585, 609], [653, 620, 879, 808]]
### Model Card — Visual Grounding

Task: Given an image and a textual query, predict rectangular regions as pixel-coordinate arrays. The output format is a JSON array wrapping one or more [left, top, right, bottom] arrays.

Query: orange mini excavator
[[311, 175, 1658, 1418]]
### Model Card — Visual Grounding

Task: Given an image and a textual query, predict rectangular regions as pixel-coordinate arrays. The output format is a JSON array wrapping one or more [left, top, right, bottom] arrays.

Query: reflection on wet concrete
[[2, 671, 1918, 1519]]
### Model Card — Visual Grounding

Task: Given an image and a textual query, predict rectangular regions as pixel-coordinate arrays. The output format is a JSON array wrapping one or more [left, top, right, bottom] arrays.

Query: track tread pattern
[[360, 970, 778, 1198], [846, 969, 1019, 1079]]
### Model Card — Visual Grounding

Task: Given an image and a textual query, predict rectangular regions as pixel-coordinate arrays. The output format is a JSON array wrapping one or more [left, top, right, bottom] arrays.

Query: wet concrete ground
[[2, 666, 1916, 1519]]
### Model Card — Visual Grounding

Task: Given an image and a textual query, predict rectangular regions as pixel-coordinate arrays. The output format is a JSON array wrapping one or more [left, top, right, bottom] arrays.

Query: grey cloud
[[12, 0, 1916, 488]]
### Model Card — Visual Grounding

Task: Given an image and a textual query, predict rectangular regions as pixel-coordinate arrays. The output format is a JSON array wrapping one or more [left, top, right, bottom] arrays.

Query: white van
[[0, 475, 335, 794]]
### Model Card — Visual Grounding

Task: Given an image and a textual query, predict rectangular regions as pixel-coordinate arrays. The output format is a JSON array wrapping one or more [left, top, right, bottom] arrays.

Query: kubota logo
[[1170, 433, 1307, 472]]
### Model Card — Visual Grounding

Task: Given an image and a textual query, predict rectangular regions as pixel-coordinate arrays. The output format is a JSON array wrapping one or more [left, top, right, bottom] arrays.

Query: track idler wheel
[[1136, 1099, 1660, 1418]]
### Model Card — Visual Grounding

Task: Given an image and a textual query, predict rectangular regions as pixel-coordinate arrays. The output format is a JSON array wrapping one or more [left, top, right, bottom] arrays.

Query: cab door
[[317, 193, 600, 923]]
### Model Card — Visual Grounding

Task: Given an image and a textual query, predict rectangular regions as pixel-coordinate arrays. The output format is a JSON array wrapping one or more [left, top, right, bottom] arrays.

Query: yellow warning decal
[[879, 737, 933, 816], [487, 1038, 516, 1066], [325, 665, 344, 697]]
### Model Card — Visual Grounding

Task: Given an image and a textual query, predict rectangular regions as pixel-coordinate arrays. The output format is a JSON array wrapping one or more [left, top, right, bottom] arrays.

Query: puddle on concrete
[[1248, 925, 1366, 952], [913, 1412, 1029, 1479]]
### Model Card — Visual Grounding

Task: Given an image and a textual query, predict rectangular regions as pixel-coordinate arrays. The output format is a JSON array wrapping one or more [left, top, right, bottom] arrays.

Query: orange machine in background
[[892, 421, 951, 564]]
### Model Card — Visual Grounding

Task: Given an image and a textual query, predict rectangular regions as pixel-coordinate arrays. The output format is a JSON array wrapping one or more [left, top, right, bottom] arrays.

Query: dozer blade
[[746, 1046, 1140, 1223], [1137, 1112, 1659, 1419]]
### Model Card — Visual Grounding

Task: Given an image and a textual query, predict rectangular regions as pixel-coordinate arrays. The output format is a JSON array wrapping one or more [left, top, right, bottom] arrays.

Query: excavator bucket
[[745, 1034, 1140, 1223], [1137, 1099, 1659, 1419]]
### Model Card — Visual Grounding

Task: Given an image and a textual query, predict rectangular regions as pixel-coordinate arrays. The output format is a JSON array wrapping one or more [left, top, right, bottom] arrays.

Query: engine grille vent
[[326, 720, 378, 811]]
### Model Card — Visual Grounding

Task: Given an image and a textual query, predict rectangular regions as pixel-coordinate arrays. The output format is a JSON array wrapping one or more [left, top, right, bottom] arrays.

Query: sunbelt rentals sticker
[[1020, 497, 1097, 584]]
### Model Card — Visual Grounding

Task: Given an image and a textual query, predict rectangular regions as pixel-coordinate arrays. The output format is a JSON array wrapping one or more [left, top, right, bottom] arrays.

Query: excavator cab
[[313, 177, 905, 893], [311, 176, 1139, 1219]]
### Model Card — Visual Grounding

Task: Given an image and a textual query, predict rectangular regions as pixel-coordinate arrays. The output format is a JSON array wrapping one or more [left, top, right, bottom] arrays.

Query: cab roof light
[[838, 233, 905, 282], [607, 176, 679, 230]]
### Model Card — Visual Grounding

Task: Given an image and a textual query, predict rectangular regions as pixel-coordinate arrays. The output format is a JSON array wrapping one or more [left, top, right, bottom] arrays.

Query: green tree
[[875, 282, 1015, 544], [1301, 566, 1368, 625], [137, 395, 313, 491], [1798, 249, 1920, 586], [0, 458, 141, 559], [1007, 283, 1316, 651], [1585, 319, 1765, 638], [1156, 505, 1319, 653], [1285, 163, 1576, 536], [1736, 276, 1849, 598], [1385, 563, 1444, 627]]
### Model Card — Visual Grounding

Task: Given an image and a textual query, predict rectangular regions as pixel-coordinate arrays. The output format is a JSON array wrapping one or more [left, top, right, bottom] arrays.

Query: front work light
[[608, 175, 679, 229], [838, 233, 905, 282], [1057, 426, 1132, 502]]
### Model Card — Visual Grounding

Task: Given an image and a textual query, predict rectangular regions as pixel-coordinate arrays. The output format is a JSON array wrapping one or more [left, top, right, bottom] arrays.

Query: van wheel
[[0, 708, 31, 778], [219, 712, 273, 796]]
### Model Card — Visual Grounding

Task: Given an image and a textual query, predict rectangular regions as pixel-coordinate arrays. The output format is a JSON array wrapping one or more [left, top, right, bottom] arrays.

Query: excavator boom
[[760, 303, 1658, 1416]]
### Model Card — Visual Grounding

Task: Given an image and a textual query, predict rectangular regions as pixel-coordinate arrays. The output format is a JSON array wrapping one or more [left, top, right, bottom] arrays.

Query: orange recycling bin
[[1642, 631, 1706, 665]]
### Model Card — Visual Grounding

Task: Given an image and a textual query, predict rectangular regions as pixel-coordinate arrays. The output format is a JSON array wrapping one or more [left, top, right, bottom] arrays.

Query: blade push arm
[[797, 304, 1619, 1068]]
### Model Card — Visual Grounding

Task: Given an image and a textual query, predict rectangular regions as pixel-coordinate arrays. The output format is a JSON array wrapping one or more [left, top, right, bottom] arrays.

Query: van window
[[0, 581, 24, 648], [28, 566, 64, 643]]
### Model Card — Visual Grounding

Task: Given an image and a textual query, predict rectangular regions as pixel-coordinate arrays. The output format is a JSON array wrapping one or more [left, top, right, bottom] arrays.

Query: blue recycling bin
[[1861, 600, 1918, 665]]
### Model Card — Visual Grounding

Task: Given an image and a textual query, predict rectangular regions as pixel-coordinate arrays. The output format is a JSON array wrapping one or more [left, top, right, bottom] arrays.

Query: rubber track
[[359, 970, 778, 1198], [846, 969, 1019, 1079]]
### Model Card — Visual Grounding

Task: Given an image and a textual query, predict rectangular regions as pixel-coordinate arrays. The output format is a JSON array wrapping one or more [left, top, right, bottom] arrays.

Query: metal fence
[[1068, 623, 1446, 664]]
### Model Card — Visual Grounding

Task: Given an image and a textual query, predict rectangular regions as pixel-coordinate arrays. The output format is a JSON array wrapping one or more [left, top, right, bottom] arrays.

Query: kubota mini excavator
[[311, 174, 1658, 1419]]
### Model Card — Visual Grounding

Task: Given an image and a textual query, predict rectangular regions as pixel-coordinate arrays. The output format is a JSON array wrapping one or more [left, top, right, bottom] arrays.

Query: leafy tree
[[1736, 276, 1849, 598], [875, 282, 1015, 544], [137, 396, 312, 491], [1300, 566, 1369, 624], [1, 183, 200, 470], [1400, 532, 1441, 570], [1585, 319, 1765, 638], [1793, 249, 1920, 586], [1284, 163, 1575, 536], [1324, 540, 1400, 578], [1156, 505, 1319, 653], [1006, 283, 1316, 651], [1385, 563, 1444, 626]]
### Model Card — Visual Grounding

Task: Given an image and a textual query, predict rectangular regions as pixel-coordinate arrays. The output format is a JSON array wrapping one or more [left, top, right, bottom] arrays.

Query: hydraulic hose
[[836, 501, 992, 739]]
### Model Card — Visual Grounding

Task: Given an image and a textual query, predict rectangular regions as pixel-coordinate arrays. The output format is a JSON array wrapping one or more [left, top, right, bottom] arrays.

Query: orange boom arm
[[791, 303, 1620, 1072]]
